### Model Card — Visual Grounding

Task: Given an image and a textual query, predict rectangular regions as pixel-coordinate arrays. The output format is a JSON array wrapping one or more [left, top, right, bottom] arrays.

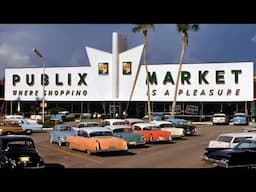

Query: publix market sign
[[4, 62, 254, 102]]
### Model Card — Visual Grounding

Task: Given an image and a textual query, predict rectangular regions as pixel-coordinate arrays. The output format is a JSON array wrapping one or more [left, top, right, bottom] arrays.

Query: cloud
[[0, 43, 32, 79]]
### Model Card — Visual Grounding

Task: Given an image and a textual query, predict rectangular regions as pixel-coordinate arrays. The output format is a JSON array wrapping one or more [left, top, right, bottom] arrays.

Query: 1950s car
[[49, 124, 76, 146], [124, 118, 144, 128], [17, 119, 43, 134], [105, 125, 145, 147], [132, 123, 172, 143], [103, 119, 128, 126], [151, 120, 185, 139], [78, 121, 101, 128], [211, 113, 229, 125], [202, 138, 256, 168], [0, 135, 45, 168], [66, 127, 128, 155], [72, 121, 101, 134], [166, 118, 198, 136], [204, 132, 256, 153], [231, 112, 249, 125]]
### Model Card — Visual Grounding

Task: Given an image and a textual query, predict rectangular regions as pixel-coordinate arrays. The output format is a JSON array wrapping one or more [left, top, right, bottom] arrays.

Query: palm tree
[[170, 24, 199, 118], [132, 24, 155, 122]]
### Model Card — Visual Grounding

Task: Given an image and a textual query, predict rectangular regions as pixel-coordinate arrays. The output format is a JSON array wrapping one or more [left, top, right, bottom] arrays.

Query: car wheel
[[5, 131, 12, 135], [26, 129, 32, 135], [87, 150, 91, 155], [58, 138, 63, 146]]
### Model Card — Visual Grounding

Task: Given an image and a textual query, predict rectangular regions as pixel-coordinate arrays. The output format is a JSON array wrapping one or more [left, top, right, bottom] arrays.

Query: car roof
[[124, 118, 144, 123], [79, 127, 112, 134], [78, 121, 99, 125], [213, 113, 226, 116], [218, 132, 256, 137], [150, 120, 172, 125], [0, 135, 33, 141], [105, 125, 131, 130], [133, 123, 160, 128], [103, 119, 127, 123], [233, 113, 246, 116]]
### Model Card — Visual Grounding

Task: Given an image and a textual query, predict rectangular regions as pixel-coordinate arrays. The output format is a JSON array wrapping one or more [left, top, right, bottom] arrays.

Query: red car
[[132, 123, 172, 143]]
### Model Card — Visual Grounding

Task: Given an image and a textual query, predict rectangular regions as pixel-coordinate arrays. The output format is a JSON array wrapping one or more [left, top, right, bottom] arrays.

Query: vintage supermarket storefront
[[3, 33, 256, 121]]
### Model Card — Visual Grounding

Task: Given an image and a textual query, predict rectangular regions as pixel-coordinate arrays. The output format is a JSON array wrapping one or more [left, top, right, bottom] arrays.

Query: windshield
[[217, 136, 233, 142], [78, 123, 99, 128], [89, 131, 113, 137], [159, 124, 173, 128], [58, 126, 71, 131], [3, 140, 35, 151], [113, 128, 132, 133], [143, 126, 160, 130], [235, 140, 256, 149], [113, 122, 128, 125]]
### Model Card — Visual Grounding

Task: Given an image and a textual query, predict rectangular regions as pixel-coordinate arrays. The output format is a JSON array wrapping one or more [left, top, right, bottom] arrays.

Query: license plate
[[109, 146, 116, 149], [159, 137, 164, 140], [20, 156, 29, 162], [129, 141, 136, 145]]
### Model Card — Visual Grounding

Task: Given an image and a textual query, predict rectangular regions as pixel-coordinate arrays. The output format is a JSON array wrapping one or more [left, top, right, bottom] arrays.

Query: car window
[[233, 137, 252, 143], [134, 126, 141, 131], [143, 126, 160, 130], [113, 128, 132, 133], [217, 136, 233, 142], [113, 122, 128, 125], [78, 131, 88, 137], [6, 140, 35, 150], [89, 131, 113, 137], [159, 124, 173, 128], [236, 140, 256, 149]]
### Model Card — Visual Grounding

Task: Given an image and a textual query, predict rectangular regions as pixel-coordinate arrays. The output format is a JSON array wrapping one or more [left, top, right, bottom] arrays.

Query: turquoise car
[[49, 124, 76, 146], [231, 113, 249, 125], [105, 125, 145, 147]]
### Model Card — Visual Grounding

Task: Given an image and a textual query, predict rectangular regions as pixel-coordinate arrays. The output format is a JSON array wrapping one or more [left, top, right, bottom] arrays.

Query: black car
[[0, 135, 45, 168], [202, 139, 256, 168], [166, 118, 198, 136]]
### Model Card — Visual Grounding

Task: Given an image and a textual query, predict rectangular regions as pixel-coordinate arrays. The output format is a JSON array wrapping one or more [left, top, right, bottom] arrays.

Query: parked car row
[[48, 118, 200, 156], [211, 112, 249, 125]]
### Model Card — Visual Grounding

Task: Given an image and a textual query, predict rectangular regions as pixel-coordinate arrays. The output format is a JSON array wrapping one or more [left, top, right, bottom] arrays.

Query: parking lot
[[30, 123, 249, 168]]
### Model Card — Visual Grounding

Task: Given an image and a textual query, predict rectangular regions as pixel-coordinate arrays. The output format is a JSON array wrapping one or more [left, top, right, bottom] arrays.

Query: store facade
[[2, 32, 255, 120]]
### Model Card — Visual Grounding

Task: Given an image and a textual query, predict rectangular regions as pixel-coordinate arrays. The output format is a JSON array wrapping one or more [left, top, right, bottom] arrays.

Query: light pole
[[33, 48, 45, 125]]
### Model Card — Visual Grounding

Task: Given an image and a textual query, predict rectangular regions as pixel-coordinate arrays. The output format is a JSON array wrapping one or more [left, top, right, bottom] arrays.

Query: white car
[[212, 113, 229, 125], [207, 132, 256, 150], [150, 120, 185, 139], [103, 119, 128, 126]]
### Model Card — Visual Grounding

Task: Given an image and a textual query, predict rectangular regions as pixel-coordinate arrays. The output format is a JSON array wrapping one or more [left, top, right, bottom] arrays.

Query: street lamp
[[33, 48, 45, 125]]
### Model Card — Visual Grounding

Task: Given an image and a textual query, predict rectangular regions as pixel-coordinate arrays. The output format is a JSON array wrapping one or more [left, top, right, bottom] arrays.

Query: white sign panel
[[5, 62, 254, 102], [5, 66, 113, 101], [131, 62, 254, 102]]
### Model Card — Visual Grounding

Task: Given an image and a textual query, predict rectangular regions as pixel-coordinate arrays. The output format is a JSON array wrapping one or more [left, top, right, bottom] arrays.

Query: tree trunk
[[171, 32, 186, 118], [144, 34, 151, 122]]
